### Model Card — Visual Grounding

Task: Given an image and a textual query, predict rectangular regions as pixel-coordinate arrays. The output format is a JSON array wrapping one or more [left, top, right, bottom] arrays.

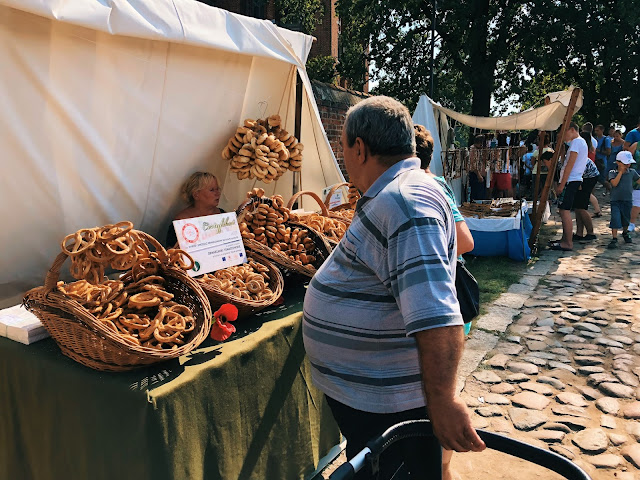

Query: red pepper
[[210, 304, 239, 341]]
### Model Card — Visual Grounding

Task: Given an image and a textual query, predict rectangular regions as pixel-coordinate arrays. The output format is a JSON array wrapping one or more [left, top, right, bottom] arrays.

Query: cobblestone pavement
[[457, 203, 640, 480]]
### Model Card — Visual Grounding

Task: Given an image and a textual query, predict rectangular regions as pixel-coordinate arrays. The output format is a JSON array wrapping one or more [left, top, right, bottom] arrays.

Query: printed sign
[[172, 213, 247, 277], [322, 184, 345, 209]]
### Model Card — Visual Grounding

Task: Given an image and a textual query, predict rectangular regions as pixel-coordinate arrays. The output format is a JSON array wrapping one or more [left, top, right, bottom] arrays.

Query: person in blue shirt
[[624, 117, 640, 163], [594, 124, 611, 190]]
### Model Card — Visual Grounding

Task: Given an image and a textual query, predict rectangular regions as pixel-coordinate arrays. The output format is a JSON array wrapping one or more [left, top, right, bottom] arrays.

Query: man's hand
[[619, 164, 629, 174], [427, 395, 486, 452], [555, 183, 565, 196]]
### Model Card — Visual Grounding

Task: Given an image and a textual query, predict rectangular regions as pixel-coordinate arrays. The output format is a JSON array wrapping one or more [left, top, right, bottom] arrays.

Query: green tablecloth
[[0, 285, 340, 480]]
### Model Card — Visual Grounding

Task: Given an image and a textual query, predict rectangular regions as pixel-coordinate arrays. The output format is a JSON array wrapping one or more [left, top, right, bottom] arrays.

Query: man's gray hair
[[344, 96, 416, 163]]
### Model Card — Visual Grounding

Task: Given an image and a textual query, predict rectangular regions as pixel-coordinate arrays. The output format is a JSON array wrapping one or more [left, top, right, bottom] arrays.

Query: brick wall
[[311, 80, 370, 180]]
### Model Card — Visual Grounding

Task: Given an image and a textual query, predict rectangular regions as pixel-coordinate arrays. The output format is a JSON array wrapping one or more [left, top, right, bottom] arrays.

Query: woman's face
[[194, 179, 221, 208], [614, 131, 622, 141]]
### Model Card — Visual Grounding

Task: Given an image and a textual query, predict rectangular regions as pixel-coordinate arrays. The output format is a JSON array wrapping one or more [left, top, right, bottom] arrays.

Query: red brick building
[[311, 80, 370, 179]]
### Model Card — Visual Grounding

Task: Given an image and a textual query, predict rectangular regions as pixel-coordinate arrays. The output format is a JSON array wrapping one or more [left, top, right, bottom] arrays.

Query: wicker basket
[[23, 231, 212, 372], [323, 182, 358, 213], [196, 252, 284, 320], [238, 196, 332, 277], [287, 190, 350, 247]]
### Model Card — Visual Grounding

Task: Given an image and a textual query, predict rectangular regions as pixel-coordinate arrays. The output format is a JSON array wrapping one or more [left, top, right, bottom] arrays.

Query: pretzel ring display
[[56, 223, 201, 350]]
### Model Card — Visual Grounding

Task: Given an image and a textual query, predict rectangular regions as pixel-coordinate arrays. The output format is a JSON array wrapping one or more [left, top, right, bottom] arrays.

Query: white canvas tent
[[412, 88, 583, 204], [0, 0, 345, 306]]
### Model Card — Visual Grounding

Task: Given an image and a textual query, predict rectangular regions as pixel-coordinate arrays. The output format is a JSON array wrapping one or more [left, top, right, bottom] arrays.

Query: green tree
[[336, 0, 524, 116], [337, 0, 640, 129], [276, 0, 324, 35], [306, 55, 338, 84], [495, 0, 640, 130]]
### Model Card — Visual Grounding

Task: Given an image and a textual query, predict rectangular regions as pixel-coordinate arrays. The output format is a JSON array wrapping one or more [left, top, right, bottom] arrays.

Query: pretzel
[[61, 229, 97, 256], [129, 292, 162, 309], [97, 221, 134, 241], [167, 249, 195, 271]]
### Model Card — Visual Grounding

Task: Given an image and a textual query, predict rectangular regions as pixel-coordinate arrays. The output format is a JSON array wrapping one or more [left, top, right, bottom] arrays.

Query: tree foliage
[[276, 0, 324, 35], [306, 55, 339, 84], [337, 0, 640, 129]]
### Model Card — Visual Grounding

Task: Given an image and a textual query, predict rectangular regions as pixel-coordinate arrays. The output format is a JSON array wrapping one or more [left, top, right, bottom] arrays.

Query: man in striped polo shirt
[[303, 96, 485, 479]]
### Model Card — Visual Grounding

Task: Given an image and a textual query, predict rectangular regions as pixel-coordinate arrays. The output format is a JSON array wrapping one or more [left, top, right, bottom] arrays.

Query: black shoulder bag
[[456, 261, 480, 323]]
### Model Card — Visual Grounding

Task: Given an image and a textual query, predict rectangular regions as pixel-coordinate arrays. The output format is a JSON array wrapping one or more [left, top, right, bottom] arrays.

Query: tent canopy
[[0, 0, 344, 305], [429, 88, 583, 132]]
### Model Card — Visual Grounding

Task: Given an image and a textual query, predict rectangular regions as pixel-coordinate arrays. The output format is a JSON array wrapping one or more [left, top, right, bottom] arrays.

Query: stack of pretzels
[[60, 222, 194, 285], [290, 212, 347, 243], [57, 276, 194, 350], [198, 259, 275, 302], [239, 188, 316, 267], [223, 114, 304, 182], [56, 223, 198, 350]]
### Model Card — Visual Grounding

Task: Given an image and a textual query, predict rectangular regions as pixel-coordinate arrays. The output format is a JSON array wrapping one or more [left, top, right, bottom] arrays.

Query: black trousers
[[326, 396, 442, 479]]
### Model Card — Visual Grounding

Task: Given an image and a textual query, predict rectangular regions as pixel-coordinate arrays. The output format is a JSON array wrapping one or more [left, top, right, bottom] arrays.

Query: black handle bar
[[329, 419, 591, 480]]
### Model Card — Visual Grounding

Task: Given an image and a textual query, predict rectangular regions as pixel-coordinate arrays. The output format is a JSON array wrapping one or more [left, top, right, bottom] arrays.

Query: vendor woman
[[166, 172, 225, 247]]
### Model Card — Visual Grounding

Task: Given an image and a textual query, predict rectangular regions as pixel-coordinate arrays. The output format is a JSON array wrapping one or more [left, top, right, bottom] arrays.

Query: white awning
[[428, 87, 583, 131]]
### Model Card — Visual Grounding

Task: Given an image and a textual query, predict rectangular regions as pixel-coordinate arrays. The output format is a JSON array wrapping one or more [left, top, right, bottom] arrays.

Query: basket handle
[[286, 190, 330, 216], [44, 252, 72, 293], [43, 229, 170, 293], [323, 182, 351, 207]]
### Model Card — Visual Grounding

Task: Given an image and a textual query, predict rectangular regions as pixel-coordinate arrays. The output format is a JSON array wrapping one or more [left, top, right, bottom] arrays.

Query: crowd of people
[[532, 119, 640, 251]]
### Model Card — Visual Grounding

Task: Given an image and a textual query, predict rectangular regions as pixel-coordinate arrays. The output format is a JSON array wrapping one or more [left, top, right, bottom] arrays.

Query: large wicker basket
[[237, 196, 332, 277], [23, 231, 212, 372], [196, 252, 284, 320], [287, 190, 351, 247]]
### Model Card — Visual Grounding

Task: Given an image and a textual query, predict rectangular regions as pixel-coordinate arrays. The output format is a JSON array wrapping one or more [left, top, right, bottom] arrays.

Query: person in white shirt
[[550, 122, 588, 251]]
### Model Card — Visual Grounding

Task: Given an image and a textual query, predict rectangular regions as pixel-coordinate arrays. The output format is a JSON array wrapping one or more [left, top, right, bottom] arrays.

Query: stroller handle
[[329, 419, 591, 480]]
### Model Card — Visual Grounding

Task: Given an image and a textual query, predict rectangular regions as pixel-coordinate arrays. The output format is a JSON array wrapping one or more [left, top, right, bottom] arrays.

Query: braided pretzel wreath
[[56, 223, 198, 350], [223, 115, 304, 182]]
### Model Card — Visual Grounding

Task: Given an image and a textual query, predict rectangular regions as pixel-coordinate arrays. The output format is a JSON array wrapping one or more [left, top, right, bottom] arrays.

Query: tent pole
[[292, 69, 303, 206], [528, 88, 581, 250]]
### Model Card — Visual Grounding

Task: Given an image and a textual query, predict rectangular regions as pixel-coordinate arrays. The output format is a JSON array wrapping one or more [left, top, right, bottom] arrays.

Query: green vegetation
[[336, 0, 640, 129], [464, 255, 528, 315], [306, 56, 338, 84]]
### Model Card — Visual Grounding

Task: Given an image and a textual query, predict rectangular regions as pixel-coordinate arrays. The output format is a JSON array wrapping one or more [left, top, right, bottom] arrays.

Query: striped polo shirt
[[302, 157, 462, 414]]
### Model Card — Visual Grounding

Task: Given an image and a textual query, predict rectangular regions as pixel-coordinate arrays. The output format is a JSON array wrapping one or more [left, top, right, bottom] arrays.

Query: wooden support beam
[[292, 68, 303, 205], [528, 88, 581, 250]]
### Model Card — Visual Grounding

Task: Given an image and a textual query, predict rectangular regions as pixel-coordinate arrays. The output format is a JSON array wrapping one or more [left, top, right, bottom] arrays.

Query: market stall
[[0, 284, 341, 480], [0, 0, 347, 478], [412, 88, 583, 258], [0, 0, 344, 308], [461, 202, 533, 262]]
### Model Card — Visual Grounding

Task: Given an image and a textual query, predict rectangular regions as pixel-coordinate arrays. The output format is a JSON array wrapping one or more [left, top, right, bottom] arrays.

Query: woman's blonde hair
[[181, 172, 218, 205]]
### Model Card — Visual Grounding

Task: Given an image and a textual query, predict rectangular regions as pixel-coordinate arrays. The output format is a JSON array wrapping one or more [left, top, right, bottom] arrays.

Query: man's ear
[[355, 137, 368, 164]]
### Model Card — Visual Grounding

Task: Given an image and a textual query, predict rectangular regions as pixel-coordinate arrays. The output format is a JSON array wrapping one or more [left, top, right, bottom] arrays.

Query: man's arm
[[556, 151, 577, 194], [602, 138, 611, 156], [415, 327, 485, 452]]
